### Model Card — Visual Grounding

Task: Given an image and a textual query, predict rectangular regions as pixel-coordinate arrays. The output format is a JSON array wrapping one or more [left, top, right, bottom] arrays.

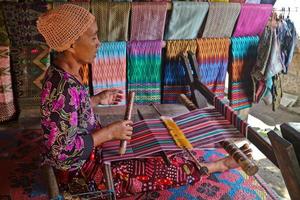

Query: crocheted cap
[[37, 4, 95, 52]]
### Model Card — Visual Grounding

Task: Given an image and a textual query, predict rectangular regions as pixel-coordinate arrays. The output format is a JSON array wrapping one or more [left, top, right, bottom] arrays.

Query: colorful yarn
[[228, 37, 259, 111], [92, 42, 126, 105], [127, 40, 162, 104], [162, 40, 197, 104], [196, 38, 230, 98], [130, 2, 168, 41], [233, 4, 272, 37]]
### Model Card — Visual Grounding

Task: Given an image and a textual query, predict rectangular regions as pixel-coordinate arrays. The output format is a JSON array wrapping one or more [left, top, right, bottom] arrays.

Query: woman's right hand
[[106, 120, 133, 140]]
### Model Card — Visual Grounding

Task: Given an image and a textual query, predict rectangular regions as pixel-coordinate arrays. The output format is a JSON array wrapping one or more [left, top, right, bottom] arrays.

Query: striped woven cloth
[[91, 2, 130, 41], [130, 2, 168, 41], [228, 37, 259, 111], [0, 46, 16, 122], [162, 40, 197, 104], [202, 3, 241, 38], [102, 106, 244, 162], [92, 42, 126, 105], [164, 2, 208, 40], [196, 38, 230, 98], [233, 4, 272, 37], [127, 40, 162, 104]]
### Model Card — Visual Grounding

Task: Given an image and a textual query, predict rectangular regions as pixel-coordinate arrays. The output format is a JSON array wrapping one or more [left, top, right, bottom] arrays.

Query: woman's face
[[72, 20, 100, 64]]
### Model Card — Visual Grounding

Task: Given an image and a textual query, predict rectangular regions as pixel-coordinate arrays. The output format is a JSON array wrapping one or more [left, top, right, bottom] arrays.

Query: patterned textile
[[164, 2, 208, 40], [52, 1, 90, 11], [101, 107, 243, 162], [130, 2, 168, 41], [127, 40, 162, 104], [10, 45, 50, 109], [41, 66, 96, 171], [233, 4, 272, 37], [91, 2, 130, 41], [202, 3, 241, 38], [0, 46, 16, 122], [196, 38, 230, 98], [228, 37, 259, 111], [162, 40, 197, 104], [2, 2, 48, 47], [92, 42, 126, 105], [0, 8, 10, 46]]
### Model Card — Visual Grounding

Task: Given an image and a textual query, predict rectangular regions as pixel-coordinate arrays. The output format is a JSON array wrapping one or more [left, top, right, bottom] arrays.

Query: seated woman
[[37, 4, 252, 198]]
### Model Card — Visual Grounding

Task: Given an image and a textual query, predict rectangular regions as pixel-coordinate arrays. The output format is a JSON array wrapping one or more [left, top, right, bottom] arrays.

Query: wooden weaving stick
[[119, 91, 135, 155], [179, 94, 258, 176]]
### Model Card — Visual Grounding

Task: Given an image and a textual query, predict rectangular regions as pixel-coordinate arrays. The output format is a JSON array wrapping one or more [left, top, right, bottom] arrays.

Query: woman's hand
[[91, 89, 124, 106]]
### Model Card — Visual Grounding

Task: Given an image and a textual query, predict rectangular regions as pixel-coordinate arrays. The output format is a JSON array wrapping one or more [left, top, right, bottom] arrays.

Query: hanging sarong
[[233, 4, 272, 37], [130, 2, 168, 41], [162, 40, 197, 104], [0, 47, 16, 122], [127, 40, 162, 104], [196, 38, 230, 98], [202, 3, 241, 38], [228, 37, 259, 111], [92, 42, 126, 105], [91, 2, 130, 41], [164, 2, 208, 40]]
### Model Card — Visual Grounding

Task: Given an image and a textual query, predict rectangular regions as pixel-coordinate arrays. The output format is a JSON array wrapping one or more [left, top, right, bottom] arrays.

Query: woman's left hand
[[92, 89, 124, 106]]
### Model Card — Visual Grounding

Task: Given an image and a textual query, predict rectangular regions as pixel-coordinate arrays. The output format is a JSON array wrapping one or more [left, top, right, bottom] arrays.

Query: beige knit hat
[[37, 4, 95, 52]]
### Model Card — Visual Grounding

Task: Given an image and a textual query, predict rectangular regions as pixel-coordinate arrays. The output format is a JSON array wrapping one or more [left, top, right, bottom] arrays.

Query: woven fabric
[[233, 4, 272, 37], [127, 40, 162, 104], [130, 2, 168, 41], [162, 40, 197, 104], [164, 2, 208, 40], [228, 37, 259, 111], [92, 42, 126, 105], [196, 38, 230, 98], [91, 2, 130, 41], [0, 8, 10, 46], [2, 2, 48, 47], [202, 3, 241, 38], [10, 45, 50, 109], [0, 46, 16, 122]]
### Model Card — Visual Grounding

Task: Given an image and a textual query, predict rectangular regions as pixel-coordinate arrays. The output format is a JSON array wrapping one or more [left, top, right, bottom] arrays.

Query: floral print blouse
[[41, 66, 96, 171]]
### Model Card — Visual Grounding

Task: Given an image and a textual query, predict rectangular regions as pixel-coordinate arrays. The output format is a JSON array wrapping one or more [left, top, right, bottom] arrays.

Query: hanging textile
[[92, 42, 126, 105], [196, 38, 230, 98], [233, 4, 272, 37], [53, 1, 90, 10], [0, 47, 16, 122], [91, 2, 130, 41], [127, 40, 162, 104], [130, 2, 168, 41], [228, 37, 259, 111], [208, 0, 229, 2], [2, 2, 48, 47], [202, 3, 241, 38], [245, 0, 261, 3], [10, 45, 50, 109], [229, 0, 245, 2], [164, 2, 208, 40], [101, 107, 243, 162], [260, 0, 276, 5], [162, 40, 197, 104]]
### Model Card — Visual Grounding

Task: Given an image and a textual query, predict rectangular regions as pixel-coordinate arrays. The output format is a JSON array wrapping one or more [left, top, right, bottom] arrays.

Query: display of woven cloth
[[127, 40, 162, 104], [0, 47, 16, 122], [162, 40, 197, 104], [228, 37, 259, 111], [233, 4, 272, 37], [92, 42, 126, 105], [2, 2, 48, 47], [91, 2, 130, 41], [130, 2, 168, 41], [10, 45, 50, 109], [196, 38, 230, 98], [202, 3, 241, 38], [102, 106, 245, 162], [164, 2, 208, 40]]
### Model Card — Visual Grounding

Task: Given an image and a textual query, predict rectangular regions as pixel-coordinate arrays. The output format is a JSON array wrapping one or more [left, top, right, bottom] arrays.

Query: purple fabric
[[233, 4, 272, 37]]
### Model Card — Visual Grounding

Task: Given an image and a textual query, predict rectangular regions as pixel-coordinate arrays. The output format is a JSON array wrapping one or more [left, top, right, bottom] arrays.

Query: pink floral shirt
[[41, 66, 96, 171]]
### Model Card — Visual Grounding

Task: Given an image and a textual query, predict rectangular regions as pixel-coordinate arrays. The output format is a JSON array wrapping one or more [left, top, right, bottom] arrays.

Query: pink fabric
[[233, 4, 272, 37], [130, 2, 168, 41]]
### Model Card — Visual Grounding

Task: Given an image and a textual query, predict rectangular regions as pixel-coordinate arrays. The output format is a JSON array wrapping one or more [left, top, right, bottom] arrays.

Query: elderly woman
[[37, 4, 252, 198]]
